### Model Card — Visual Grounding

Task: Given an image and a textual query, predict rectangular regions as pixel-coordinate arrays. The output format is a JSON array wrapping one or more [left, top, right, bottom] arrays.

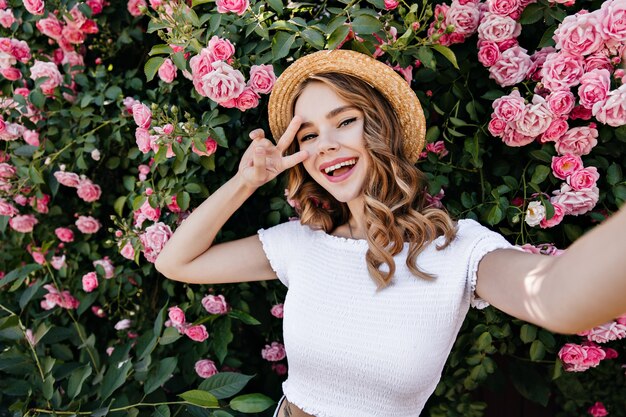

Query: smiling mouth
[[321, 158, 358, 176]]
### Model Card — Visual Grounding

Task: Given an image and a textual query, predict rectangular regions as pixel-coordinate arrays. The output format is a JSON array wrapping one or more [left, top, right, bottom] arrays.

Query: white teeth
[[324, 159, 357, 174]]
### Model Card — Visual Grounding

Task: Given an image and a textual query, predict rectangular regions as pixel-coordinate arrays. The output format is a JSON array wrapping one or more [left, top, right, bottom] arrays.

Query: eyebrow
[[296, 105, 359, 133]]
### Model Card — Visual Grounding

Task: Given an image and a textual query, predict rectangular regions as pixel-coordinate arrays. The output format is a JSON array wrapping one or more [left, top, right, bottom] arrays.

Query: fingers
[[253, 146, 266, 179], [249, 128, 265, 141], [282, 150, 309, 170], [276, 116, 303, 153]]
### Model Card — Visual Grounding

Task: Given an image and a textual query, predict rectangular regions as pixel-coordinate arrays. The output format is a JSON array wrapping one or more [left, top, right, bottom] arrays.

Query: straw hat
[[268, 49, 426, 163]]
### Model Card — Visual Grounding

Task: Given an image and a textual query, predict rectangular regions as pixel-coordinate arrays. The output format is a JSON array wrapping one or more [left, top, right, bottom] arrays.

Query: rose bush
[[0, 0, 625, 416]]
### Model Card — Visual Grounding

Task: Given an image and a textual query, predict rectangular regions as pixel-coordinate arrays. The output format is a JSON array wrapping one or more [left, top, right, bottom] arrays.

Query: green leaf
[[267, 0, 283, 13], [417, 47, 436, 69], [300, 28, 325, 49], [172, 52, 187, 72], [212, 317, 233, 363], [228, 310, 261, 325], [29, 165, 45, 184], [29, 90, 46, 109], [152, 405, 170, 417], [198, 372, 254, 400], [229, 393, 274, 413], [531, 165, 550, 185], [538, 25, 557, 48], [68, 365, 92, 399], [176, 191, 190, 212], [530, 340, 546, 361], [425, 126, 440, 143], [352, 14, 382, 35], [42, 375, 54, 400], [475, 331, 492, 350], [179, 390, 219, 408], [509, 360, 550, 406], [520, 4, 544, 25], [529, 150, 552, 163], [431, 45, 459, 69], [159, 327, 182, 345], [149, 44, 173, 56], [136, 330, 158, 360], [272, 32, 296, 61], [114, 196, 127, 217], [607, 163, 622, 185], [185, 183, 202, 194], [327, 25, 351, 50], [486, 205, 503, 225], [144, 357, 177, 395], [19, 279, 43, 309], [105, 86, 122, 100], [1, 264, 41, 287], [99, 359, 133, 401], [520, 324, 537, 343], [145, 57, 165, 82]]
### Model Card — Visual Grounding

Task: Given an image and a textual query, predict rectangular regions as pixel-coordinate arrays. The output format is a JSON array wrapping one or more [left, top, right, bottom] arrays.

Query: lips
[[319, 157, 359, 183], [319, 157, 358, 173]]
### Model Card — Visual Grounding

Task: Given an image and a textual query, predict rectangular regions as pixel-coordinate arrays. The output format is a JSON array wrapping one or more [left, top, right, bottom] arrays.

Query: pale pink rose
[[22, 129, 39, 146], [520, 244, 541, 255], [584, 51, 613, 72], [50, 255, 66, 270], [585, 321, 626, 343], [75, 215, 101, 234], [135, 128, 151, 153], [138, 164, 150, 181], [555, 125, 598, 156], [248, 64, 276, 94], [190, 49, 215, 94], [558, 343, 591, 372], [31, 194, 50, 214], [567, 166, 599, 191], [23, 0, 44, 15], [541, 117, 568, 142], [551, 154, 583, 179], [93, 257, 115, 279], [215, 0, 249, 15], [132, 103, 151, 128], [501, 124, 534, 146], [0, 198, 18, 217], [195, 359, 218, 378], [271, 303, 284, 318], [578, 69, 610, 109], [139, 221, 172, 263], [8, 39, 30, 63], [184, 324, 209, 342], [588, 402, 609, 417], [592, 84, 626, 127], [14, 195, 28, 205], [546, 90, 575, 117], [487, 0, 519, 16], [488, 116, 506, 137], [425, 141, 449, 157], [582, 344, 606, 368], [114, 319, 132, 330], [540, 52, 585, 92], [61, 26, 86, 45], [488, 46, 532, 87], [76, 179, 102, 202], [0, 9, 16, 28], [168, 306, 186, 326], [192, 137, 218, 157], [492, 90, 525, 122], [199, 61, 245, 103], [29, 246, 46, 264], [54, 170, 80, 187], [9, 214, 37, 232], [554, 12, 604, 57], [158, 58, 176, 83], [82, 271, 99, 292], [515, 95, 553, 137], [539, 202, 565, 228], [617, 314, 626, 326], [166, 195, 181, 213], [134, 199, 161, 227], [478, 41, 500, 66], [29, 60, 63, 95], [202, 294, 229, 314], [162, 123, 174, 135], [477, 13, 522, 43], [446, 0, 481, 36], [127, 0, 146, 16], [207, 36, 235, 62], [123, 96, 140, 113], [0, 162, 15, 178], [261, 341, 286, 361], [600, 0, 626, 42], [235, 87, 259, 111], [0, 67, 20, 80], [55, 227, 75, 242], [551, 183, 599, 215], [384, 0, 399, 9], [120, 241, 135, 260], [0, 122, 25, 141]]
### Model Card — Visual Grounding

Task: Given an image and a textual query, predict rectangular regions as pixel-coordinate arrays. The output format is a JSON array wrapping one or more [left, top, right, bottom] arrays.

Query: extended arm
[[476, 205, 626, 334]]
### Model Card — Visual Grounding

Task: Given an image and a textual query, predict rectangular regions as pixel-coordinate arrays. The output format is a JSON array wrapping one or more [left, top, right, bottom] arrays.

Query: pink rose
[[539, 202, 565, 228], [114, 319, 132, 330], [54, 170, 80, 187], [570, 105, 593, 120], [541, 117, 568, 142], [190, 49, 215, 93], [1, 67, 21, 80], [29, 60, 63, 95], [192, 137, 218, 157], [76, 179, 102, 202], [50, 255, 66, 270], [551, 154, 583, 179], [87, 0, 104, 14], [0, 198, 18, 217], [585, 321, 626, 343], [425, 141, 449, 157], [488, 46, 532, 87], [477, 13, 522, 43], [55, 227, 75, 242], [488, 116, 507, 137], [270, 303, 284, 318], [199, 61, 245, 104], [235, 87, 259, 111], [546, 90, 575, 117], [166, 195, 181, 213], [600, 0, 626, 42], [555, 125, 598, 156], [553, 12, 604, 57], [134, 199, 161, 227], [578, 69, 610, 109], [9, 214, 37, 233], [195, 359, 219, 378], [582, 344, 606, 368], [592, 84, 626, 127], [603, 347, 618, 359], [552, 183, 599, 215], [184, 324, 209, 342], [135, 128, 151, 153], [215, 0, 249, 15], [168, 306, 186, 326], [36, 15, 63, 39], [515, 95, 553, 137], [75, 215, 101, 234], [158, 58, 176, 83], [446, 0, 481, 37], [127, 0, 146, 16], [584, 51, 613, 72], [384, 0, 399, 9], [120, 241, 135, 260], [501, 124, 534, 146], [207, 36, 235, 62], [82, 271, 99, 292], [567, 166, 599, 190], [0, 9, 16, 28], [132, 103, 151, 128], [261, 341, 286, 361], [23, 0, 45, 15], [558, 343, 591, 372], [492, 90, 526, 123], [588, 402, 609, 417], [93, 257, 115, 279], [22, 129, 40, 146], [478, 41, 500, 66], [248, 64, 276, 94], [139, 221, 172, 263], [0, 162, 16, 178], [487, 0, 520, 16], [540, 52, 585, 92], [202, 294, 229, 314]]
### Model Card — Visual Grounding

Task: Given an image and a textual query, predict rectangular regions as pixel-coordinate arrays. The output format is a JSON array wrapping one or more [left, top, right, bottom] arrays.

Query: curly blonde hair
[[285, 73, 457, 290]]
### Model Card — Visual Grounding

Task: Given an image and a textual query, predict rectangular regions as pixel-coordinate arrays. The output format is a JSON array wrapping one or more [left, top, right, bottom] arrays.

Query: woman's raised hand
[[238, 116, 309, 189]]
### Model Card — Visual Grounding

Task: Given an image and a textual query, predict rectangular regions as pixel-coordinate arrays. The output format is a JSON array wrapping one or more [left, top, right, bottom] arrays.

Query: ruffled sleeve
[[456, 219, 524, 309], [257, 220, 310, 288]]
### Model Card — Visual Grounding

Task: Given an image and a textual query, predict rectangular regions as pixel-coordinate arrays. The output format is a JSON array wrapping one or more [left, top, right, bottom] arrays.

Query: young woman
[[155, 50, 626, 417]]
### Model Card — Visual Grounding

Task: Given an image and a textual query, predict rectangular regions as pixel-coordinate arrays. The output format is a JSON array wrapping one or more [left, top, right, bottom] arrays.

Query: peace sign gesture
[[238, 116, 309, 190]]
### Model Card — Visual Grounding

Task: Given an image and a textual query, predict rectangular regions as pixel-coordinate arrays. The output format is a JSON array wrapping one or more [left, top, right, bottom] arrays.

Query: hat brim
[[268, 49, 426, 163]]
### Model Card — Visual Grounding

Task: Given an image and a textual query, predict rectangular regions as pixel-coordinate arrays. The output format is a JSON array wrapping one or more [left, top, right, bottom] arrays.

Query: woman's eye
[[300, 133, 316, 142], [339, 117, 357, 128]]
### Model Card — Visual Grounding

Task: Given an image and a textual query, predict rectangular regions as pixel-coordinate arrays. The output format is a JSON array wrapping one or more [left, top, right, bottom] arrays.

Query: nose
[[316, 129, 339, 154]]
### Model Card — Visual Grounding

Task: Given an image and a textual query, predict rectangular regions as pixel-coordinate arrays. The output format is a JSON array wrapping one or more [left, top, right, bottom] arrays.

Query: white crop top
[[257, 218, 518, 417]]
